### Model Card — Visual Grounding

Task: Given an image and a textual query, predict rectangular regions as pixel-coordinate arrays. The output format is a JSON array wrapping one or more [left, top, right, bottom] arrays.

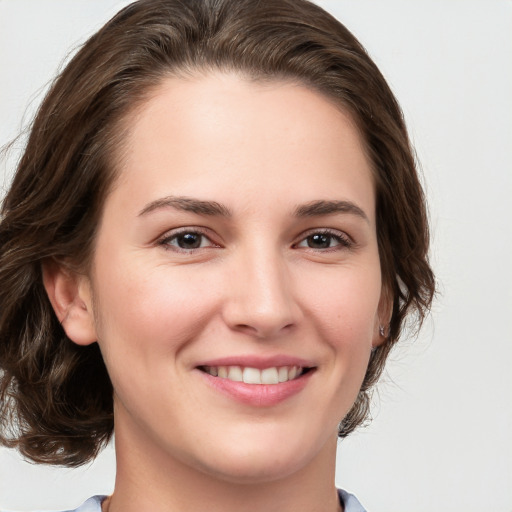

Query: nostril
[[233, 321, 295, 339]]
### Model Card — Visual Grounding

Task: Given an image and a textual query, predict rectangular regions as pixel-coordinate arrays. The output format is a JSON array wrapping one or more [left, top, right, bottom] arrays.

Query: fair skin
[[44, 72, 387, 512]]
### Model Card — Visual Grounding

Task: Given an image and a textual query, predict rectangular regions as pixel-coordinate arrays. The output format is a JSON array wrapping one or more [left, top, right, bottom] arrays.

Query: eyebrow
[[138, 196, 232, 217], [138, 196, 368, 223], [294, 200, 369, 223]]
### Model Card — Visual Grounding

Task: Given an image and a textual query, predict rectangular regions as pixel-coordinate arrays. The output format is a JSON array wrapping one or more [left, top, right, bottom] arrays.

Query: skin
[[44, 72, 387, 512]]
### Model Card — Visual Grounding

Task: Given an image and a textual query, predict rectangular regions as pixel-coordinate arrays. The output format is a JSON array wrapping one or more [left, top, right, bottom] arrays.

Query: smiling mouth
[[198, 365, 313, 385]]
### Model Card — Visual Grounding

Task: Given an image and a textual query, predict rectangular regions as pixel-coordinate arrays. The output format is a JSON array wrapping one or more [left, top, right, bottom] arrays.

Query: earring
[[379, 325, 386, 337]]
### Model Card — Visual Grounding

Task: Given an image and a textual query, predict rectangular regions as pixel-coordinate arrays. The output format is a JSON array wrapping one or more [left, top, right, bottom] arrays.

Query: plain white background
[[1, 1, 511, 511]]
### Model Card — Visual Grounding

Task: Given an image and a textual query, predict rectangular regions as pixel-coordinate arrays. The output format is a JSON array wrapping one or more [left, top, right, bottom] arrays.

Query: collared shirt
[[63, 490, 367, 512]]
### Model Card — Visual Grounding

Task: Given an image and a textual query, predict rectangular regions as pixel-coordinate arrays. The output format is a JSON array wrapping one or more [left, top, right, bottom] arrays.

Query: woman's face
[[82, 73, 385, 483]]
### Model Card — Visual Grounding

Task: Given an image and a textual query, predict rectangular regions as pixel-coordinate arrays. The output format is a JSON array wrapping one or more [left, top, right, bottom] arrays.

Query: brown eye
[[296, 230, 352, 250], [176, 233, 203, 249], [306, 233, 334, 249], [160, 230, 216, 251]]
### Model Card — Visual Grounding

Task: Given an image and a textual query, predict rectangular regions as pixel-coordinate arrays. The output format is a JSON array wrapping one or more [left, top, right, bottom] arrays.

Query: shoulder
[[338, 488, 367, 512], [1, 497, 105, 512], [48, 496, 107, 512]]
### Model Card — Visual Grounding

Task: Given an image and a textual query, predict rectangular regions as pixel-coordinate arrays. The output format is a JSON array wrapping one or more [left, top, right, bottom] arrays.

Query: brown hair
[[0, 0, 435, 466]]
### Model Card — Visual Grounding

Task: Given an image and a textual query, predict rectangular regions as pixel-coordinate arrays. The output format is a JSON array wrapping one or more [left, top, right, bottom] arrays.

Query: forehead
[[109, 72, 375, 221]]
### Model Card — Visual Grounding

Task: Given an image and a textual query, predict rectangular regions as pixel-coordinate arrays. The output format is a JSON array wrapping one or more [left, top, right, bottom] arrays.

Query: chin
[[190, 427, 334, 485], [198, 451, 310, 485]]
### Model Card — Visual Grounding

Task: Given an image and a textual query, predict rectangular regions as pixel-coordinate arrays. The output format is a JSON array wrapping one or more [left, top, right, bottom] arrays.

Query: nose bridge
[[224, 239, 299, 337]]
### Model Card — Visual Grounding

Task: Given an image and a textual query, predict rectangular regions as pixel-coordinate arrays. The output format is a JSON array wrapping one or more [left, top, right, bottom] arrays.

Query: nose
[[221, 246, 302, 339]]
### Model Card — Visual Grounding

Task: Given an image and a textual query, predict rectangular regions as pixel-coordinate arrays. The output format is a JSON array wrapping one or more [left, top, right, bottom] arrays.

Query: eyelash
[[158, 227, 218, 252], [293, 229, 354, 251], [157, 228, 353, 253]]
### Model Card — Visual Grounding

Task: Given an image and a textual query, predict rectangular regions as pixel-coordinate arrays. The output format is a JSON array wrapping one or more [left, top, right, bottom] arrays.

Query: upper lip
[[195, 355, 315, 370]]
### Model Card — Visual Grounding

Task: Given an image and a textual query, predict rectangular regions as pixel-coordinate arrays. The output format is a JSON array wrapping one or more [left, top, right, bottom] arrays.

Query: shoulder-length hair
[[0, 0, 435, 466]]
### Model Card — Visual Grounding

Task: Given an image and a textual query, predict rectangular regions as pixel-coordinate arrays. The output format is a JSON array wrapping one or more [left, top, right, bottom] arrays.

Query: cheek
[[91, 257, 221, 363], [90, 262, 223, 419], [298, 263, 381, 383], [301, 264, 381, 338]]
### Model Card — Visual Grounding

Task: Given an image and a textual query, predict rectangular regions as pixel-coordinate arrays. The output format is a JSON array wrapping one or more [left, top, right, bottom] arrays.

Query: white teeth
[[227, 366, 243, 382], [278, 366, 289, 382], [243, 367, 262, 384], [203, 365, 305, 384], [261, 367, 279, 384]]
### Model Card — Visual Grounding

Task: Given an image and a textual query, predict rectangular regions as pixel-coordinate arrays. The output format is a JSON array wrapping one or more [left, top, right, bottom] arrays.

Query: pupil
[[178, 233, 201, 249], [308, 234, 330, 248]]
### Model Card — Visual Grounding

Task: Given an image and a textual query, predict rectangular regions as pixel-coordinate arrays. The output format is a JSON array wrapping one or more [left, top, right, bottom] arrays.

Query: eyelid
[[293, 228, 354, 250], [157, 226, 221, 251], [155, 226, 355, 253]]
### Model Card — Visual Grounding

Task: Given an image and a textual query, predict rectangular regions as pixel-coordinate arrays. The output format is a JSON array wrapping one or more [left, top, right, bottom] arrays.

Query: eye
[[159, 229, 218, 251], [295, 230, 352, 250]]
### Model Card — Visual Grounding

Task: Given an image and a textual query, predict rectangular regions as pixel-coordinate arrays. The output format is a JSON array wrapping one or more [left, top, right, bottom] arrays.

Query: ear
[[372, 283, 393, 348], [42, 259, 97, 346]]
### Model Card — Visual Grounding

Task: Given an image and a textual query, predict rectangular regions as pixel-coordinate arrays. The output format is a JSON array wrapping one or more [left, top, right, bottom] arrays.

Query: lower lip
[[198, 370, 313, 407]]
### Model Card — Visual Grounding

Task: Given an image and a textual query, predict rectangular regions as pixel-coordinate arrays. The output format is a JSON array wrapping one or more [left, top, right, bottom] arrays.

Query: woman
[[0, 0, 435, 510]]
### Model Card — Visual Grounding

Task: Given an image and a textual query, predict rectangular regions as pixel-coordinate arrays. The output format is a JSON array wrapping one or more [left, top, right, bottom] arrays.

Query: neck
[[107, 416, 341, 512]]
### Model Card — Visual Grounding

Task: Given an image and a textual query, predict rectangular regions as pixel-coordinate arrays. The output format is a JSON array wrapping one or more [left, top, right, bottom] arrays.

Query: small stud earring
[[379, 325, 386, 337]]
